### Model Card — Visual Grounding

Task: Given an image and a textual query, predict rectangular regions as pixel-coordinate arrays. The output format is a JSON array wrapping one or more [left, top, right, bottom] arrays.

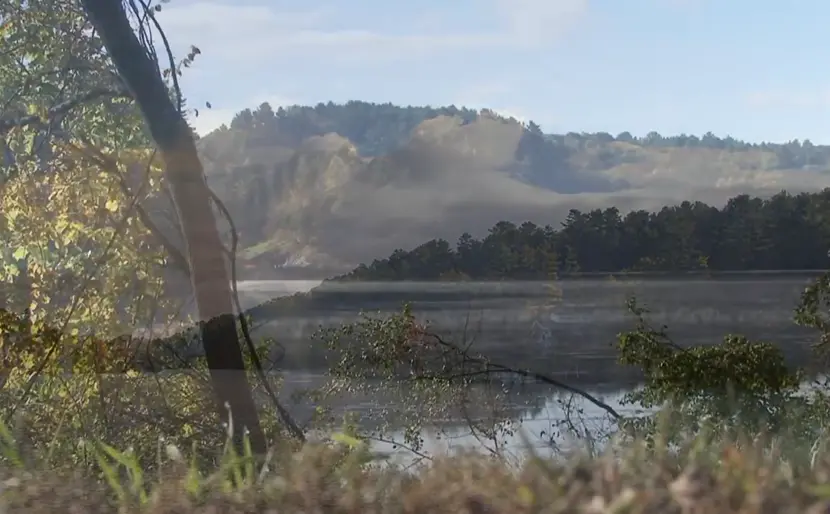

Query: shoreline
[[237, 268, 829, 283]]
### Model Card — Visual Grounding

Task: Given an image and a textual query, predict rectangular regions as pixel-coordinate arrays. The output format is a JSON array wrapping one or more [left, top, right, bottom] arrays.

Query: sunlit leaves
[[1, 144, 168, 331], [0, 0, 176, 441], [0, 0, 175, 336], [0, 0, 248, 471]]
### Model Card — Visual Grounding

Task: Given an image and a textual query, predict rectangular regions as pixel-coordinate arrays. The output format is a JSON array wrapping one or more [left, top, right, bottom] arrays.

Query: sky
[[157, 0, 830, 143]]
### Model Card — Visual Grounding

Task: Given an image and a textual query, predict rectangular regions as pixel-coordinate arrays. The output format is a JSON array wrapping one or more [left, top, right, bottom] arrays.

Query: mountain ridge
[[191, 101, 830, 277]]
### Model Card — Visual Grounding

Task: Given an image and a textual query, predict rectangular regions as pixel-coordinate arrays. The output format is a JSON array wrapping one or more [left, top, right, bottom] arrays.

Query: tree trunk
[[79, 0, 266, 454]]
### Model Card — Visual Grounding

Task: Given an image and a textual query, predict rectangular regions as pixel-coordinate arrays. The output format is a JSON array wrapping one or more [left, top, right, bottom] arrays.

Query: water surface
[[231, 272, 824, 459], [238, 273, 822, 387]]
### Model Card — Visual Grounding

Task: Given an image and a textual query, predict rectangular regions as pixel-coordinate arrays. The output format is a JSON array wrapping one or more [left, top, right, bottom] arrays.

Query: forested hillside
[[194, 101, 830, 275], [209, 101, 830, 169], [340, 189, 830, 280]]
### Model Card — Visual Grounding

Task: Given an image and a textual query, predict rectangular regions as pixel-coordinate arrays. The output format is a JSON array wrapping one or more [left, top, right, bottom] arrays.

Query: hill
[[339, 188, 830, 281], [193, 101, 830, 276]]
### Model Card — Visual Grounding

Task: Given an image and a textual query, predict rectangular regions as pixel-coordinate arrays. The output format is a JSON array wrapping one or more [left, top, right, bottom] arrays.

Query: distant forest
[[338, 190, 830, 280], [222, 100, 830, 170]]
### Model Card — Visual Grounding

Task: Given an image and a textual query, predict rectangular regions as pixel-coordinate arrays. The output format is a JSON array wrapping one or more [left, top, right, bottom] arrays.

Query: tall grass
[[3, 411, 830, 513]]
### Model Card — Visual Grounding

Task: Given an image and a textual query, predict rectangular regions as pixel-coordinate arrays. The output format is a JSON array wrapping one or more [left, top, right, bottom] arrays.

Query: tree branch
[[420, 329, 623, 420], [0, 87, 131, 134], [81, 0, 269, 455], [67, 140, 192, 277]]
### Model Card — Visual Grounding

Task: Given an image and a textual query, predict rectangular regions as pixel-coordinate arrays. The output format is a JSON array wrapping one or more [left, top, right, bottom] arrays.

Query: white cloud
[[158, 2, 328, 33], [159, 2, 474, 64], [158, 0, 588, 65], [158, 0, 586, 132]]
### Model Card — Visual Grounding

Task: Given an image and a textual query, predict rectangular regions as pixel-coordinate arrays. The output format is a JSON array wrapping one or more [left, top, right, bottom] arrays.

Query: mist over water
[[237, 273, 819, 381], [227, 272, 823, 458]]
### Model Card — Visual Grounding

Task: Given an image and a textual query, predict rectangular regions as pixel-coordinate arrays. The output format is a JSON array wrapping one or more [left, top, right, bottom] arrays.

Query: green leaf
[[11, 247, 28, 260], [331, 432, 363, 449]]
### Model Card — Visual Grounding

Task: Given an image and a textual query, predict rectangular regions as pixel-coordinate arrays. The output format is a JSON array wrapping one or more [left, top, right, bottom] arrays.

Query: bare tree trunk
[[79, 0, 266, 454]]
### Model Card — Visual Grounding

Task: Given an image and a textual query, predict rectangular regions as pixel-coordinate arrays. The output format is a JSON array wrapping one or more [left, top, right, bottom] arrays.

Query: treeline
[[544, 128, 829, 171], [225, 101, 481, 156], [220, 101, 830, 169], [557, 128, 827, 169], [340, 189, 830, 280]]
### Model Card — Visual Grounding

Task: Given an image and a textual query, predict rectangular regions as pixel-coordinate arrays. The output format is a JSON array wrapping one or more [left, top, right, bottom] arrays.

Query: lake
[[229, 271, 826, 460], [237, 272, 823, 384]]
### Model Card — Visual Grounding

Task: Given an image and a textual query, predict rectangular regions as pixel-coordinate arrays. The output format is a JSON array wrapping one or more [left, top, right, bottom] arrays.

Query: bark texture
[[80, 0, 266, 454]]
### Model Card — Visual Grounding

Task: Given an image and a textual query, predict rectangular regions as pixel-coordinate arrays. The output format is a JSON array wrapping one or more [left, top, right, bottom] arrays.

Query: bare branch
[[209, 186, 306, 442], [418, 329, 623, 421]]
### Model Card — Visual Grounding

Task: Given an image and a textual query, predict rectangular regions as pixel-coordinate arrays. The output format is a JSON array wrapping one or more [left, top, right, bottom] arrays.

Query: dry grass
[[4, 436, 830, 513]]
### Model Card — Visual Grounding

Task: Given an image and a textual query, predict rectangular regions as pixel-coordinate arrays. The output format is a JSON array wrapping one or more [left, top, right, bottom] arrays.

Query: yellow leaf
[[517, 485, 534, 506], [105, 199, 119, 212]]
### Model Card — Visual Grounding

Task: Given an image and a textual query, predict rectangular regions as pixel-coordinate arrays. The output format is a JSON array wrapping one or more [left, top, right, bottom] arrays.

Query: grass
[[5, 424, 830, 513], [5, 294, 830, 512]]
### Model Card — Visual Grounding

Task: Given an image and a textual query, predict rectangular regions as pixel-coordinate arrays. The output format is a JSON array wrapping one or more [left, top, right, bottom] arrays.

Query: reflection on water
[[236, 274, 822, 388], [229, 273, 823, 460], [274, 370, 639, 461]]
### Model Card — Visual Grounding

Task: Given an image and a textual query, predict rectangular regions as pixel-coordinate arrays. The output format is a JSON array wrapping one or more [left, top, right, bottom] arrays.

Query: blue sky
[[159, 0, 830, 143]]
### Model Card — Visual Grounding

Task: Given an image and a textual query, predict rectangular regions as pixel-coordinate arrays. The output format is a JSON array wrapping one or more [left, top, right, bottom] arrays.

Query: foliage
[[608, 283, 830, 468], [1, 146, 169, 332], [312, 304, 493, 455], [338, 189, 830, 280], [0, 0, 178, 334], [6, 0, 830, 492], [311, 259, 830, 469], [795, 272, 830, 357], [617, 297, 802, 408], [223, 101, 481, 156], [311, 287, 615, 460], [0, 0, 181, 461], [615, 298, 802, 439], [0, 306, 307, 474], [0, 0, 278, 472]]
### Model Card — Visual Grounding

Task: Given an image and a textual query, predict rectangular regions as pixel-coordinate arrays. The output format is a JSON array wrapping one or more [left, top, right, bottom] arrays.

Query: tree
[[331, 187, 830, 281], [316, 303, 621, 457], [0, 0, 207, 464], [616, 131, 634, 143], [593, 131, 615, 144], [526, 120, 543, 136], [230, 109, 254, 130], [78, 0, 266, 454], [0, 3, 166, 336]]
